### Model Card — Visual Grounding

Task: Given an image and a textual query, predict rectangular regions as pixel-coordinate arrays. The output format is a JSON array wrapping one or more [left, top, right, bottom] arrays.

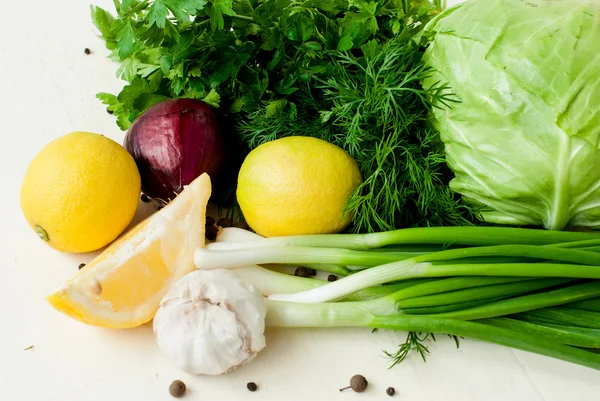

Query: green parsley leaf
[[160, 54, 173, 74], [115, 20, 137, 59], [137, 63, 161, 78], [90, 6, 115, 39], [96, 92, 119, 110], [147, 1, 169, 28], [254, 0, 287, 27], [265, 98, 288, 118], [189, 65, 202, 77], [96, 92, 129, 130], [301, 0, 347, 13], [117, 77, 160, 125], [202, 88, 221, 107], [361, 39, 379, 58], [209, 0, 236, 31], [148, 70, 165, 90], [167, 0, 208, 22], [134, 93, 169, 112], [337, 22, 364, 51], [121, 0, 133, 12], [229, 97, 244, 113], [233, 0, 254, 16], [116, 57, 138, 81]]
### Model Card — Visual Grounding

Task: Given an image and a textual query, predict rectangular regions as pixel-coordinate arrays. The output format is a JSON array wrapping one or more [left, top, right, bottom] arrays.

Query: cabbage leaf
[[422, 0, 600, 230]]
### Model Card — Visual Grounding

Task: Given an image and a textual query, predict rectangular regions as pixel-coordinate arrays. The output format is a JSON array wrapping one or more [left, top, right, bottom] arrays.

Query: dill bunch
[[238, 38, 479, 232]]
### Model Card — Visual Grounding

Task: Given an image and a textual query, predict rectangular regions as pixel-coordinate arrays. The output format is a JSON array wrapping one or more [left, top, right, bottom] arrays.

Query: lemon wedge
[[47, 173, 212, 329]]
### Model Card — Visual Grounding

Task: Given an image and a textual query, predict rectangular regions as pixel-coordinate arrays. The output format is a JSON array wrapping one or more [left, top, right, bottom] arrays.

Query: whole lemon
[[237, 136, 362, 237], [20, 132, 141, 253]]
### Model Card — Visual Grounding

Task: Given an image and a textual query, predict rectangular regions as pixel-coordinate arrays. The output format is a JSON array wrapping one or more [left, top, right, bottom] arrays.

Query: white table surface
[[2, 1, 599, 400]]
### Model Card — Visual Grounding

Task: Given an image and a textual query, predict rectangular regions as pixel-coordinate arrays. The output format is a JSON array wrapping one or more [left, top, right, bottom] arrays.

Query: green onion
[[566, 297, 600, 312], [266, 262, 600, 303], [514, 307, 600, 329], [264, 300, 600, 370], [401, 297, 508, 314], [198, 244, 600, 269], [483, 317, 600, 348], [371, 315, 600, 370], [206, 227, 600, 370], [427, 281, 600, 320], [208, 226, 600, 251], [396, 278, 575, 309]]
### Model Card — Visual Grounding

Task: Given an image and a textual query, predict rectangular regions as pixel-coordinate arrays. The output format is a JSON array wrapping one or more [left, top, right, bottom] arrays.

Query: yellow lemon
[[20, 132, 141, 253], [46, 173, 212, 329], [237, 137, 362, 237]]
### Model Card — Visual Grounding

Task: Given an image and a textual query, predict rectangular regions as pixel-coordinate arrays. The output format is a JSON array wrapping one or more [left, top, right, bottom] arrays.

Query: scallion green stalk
[[264, 300, 600, 370], [208, 226, 600, 251], [197, 244, 600, 270], [370, 315, 600, 370], [567, 297, 600, 312], [514, 307, 600, 329], [482, 317, 600, 348], [267, 261, 600, 303], [427, 281, 600, 320], [395, 278, 575, 309], [401, 297, 508, 315]]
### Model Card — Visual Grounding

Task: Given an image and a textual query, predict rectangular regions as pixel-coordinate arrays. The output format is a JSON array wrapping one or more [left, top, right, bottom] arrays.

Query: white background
[[2, 0, 599, 400]]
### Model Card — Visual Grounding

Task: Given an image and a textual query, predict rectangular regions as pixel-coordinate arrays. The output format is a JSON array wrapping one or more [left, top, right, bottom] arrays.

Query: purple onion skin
[[124, 98, 227, 201]]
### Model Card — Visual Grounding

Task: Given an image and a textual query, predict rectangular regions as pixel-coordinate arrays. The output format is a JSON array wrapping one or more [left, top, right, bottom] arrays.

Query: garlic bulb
[[153, 269, 267, 375]]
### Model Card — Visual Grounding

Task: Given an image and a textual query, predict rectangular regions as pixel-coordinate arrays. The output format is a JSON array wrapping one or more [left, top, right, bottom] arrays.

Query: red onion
[[124, 98, 229, 201]]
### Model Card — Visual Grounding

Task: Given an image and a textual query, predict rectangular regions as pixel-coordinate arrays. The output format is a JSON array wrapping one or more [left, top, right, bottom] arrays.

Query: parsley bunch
[[93, 0, 478, 232]]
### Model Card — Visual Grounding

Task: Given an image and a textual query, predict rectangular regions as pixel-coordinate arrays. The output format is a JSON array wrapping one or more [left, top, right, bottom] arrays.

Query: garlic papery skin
[[153, 269, 267, 375]]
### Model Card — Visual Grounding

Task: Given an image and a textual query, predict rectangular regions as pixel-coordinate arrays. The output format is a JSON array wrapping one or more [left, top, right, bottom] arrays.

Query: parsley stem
[[226, 14, 255, 23]]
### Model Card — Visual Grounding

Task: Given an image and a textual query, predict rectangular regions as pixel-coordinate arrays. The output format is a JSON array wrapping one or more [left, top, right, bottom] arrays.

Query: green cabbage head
[[422, 0, 600, 230]]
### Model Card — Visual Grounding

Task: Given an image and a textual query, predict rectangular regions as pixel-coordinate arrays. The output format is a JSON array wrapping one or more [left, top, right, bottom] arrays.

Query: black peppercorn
[[386, 387, 396, 396], [206, 216, 216, 226], [140, 193, 151, 203], [339, 374, 368, 393], [217, 217, 232, 228], [294, 267, 311, 278], [168, 380, 186, 398], [205, 224, 219, 241], [246, 382, 258, 392], [327, 274, 337, 282], [107, 109, 114, 114], [84, 48, 91, 55], [78, 263, 86, 270]]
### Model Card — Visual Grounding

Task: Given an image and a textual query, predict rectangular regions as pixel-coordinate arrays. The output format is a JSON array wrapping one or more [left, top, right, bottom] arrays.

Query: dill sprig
[[385, 331, 433, 367], [384, 331, 462, 367]]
